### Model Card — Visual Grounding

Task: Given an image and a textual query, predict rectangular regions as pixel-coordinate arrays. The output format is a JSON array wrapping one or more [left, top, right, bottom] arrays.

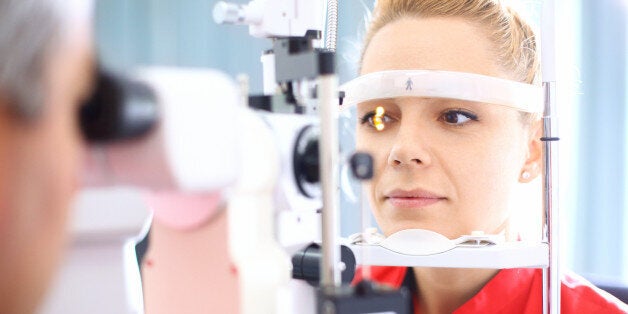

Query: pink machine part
[[145, 191, 223, 230], [141, 200, 239, 314]]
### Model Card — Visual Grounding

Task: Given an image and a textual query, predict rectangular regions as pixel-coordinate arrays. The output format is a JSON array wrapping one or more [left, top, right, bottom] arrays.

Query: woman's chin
[[382, 222, 436, 236], [380, 221, 461, 239]]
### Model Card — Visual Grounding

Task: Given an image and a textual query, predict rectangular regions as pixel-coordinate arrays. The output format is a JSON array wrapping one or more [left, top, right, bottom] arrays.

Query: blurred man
[[0, 0, 94, 313]]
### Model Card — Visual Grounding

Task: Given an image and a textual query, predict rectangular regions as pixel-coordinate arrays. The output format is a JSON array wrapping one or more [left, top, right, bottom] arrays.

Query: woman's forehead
[[355, 98, 501, 117], [357, 97, 473, 108], [354, 98, 526, 121], [361, 17, 507, 79]]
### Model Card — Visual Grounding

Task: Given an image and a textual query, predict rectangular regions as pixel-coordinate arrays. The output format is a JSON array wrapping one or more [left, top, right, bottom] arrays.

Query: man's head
[[0, 1, 94, 312]]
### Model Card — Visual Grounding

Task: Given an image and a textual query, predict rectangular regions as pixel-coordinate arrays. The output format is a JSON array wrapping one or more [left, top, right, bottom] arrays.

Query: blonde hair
[[363, 0, 539, 85]]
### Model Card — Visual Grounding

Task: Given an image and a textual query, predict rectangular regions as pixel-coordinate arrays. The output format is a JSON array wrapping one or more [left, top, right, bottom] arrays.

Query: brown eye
[[440, 110, 478, 125], [360, 106, 393, 131]]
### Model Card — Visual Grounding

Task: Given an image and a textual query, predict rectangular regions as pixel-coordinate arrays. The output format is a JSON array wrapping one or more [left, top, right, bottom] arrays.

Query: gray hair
[[0, 0, 62, 118]]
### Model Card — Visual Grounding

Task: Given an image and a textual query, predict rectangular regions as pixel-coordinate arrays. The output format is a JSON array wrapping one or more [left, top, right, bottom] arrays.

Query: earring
[[521, 171, 531, 180]]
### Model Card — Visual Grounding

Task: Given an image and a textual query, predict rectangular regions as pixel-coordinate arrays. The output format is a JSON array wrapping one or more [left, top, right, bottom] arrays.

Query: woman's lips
[[384, 189, 446, 209]]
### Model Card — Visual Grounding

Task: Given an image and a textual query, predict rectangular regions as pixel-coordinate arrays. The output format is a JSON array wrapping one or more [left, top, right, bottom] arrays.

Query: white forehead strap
[[340, 70, 543, 113]]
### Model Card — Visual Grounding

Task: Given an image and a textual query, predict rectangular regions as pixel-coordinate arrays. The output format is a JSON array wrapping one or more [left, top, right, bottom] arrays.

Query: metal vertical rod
[[542, 81, 560, 314], [541, 0, 560, 313], [318, 74, 341, 287]]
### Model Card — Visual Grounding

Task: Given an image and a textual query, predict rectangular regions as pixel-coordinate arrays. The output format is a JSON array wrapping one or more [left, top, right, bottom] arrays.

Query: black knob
[[350, 152, 374, 180], [292, 243, 356, 286]]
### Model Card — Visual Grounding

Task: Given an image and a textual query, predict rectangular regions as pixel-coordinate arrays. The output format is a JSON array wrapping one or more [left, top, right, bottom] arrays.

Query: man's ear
[[0, 91, 12, 131], [0, 88, 16, 120], [0, 91, 13, 180], [519, 119, 543, 183], [0, 91, 22, 145], [0, 90, 12, 124]]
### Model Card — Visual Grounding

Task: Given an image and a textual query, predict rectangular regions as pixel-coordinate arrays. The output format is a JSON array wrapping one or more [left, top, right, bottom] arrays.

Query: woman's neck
[[413, 267, 499, 314]]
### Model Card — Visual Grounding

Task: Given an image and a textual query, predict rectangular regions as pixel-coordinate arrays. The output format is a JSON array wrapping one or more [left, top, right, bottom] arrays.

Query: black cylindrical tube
[[292, 243, 356, 286]]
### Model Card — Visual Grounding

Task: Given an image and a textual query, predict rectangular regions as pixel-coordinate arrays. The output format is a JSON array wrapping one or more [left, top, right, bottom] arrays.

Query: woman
[[344, 0, 628, 313]]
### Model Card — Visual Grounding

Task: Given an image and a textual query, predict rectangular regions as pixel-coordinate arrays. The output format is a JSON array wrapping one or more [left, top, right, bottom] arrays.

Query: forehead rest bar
[[340, 70, 543, 113]]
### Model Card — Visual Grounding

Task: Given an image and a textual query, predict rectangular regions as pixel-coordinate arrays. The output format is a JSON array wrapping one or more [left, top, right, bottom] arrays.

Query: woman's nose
[[387, 123, 432, 167]]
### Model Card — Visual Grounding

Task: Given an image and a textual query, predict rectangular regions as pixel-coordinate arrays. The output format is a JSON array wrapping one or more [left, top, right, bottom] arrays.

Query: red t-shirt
[[353, 266, 628, 313]]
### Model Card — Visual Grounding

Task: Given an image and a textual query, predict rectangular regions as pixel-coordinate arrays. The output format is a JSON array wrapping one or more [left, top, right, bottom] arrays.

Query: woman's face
[[358, 17, 540, 238]]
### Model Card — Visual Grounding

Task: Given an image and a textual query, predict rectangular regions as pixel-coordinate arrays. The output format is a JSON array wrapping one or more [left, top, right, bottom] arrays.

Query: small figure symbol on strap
[[405, 78, 413, 91]]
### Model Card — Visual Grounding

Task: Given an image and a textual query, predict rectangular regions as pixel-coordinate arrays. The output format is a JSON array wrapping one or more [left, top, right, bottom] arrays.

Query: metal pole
[[318, 74, 341, 287], [541, 1, 560, 313], [542, 81, 560, 314]]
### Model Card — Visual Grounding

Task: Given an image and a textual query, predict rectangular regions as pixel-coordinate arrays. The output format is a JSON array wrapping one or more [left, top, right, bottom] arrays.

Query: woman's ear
[[519, 119, 543, 183]]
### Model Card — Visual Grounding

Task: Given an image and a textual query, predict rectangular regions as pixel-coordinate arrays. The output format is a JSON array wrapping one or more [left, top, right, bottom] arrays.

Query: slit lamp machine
[[38, 1, 561, 313]]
